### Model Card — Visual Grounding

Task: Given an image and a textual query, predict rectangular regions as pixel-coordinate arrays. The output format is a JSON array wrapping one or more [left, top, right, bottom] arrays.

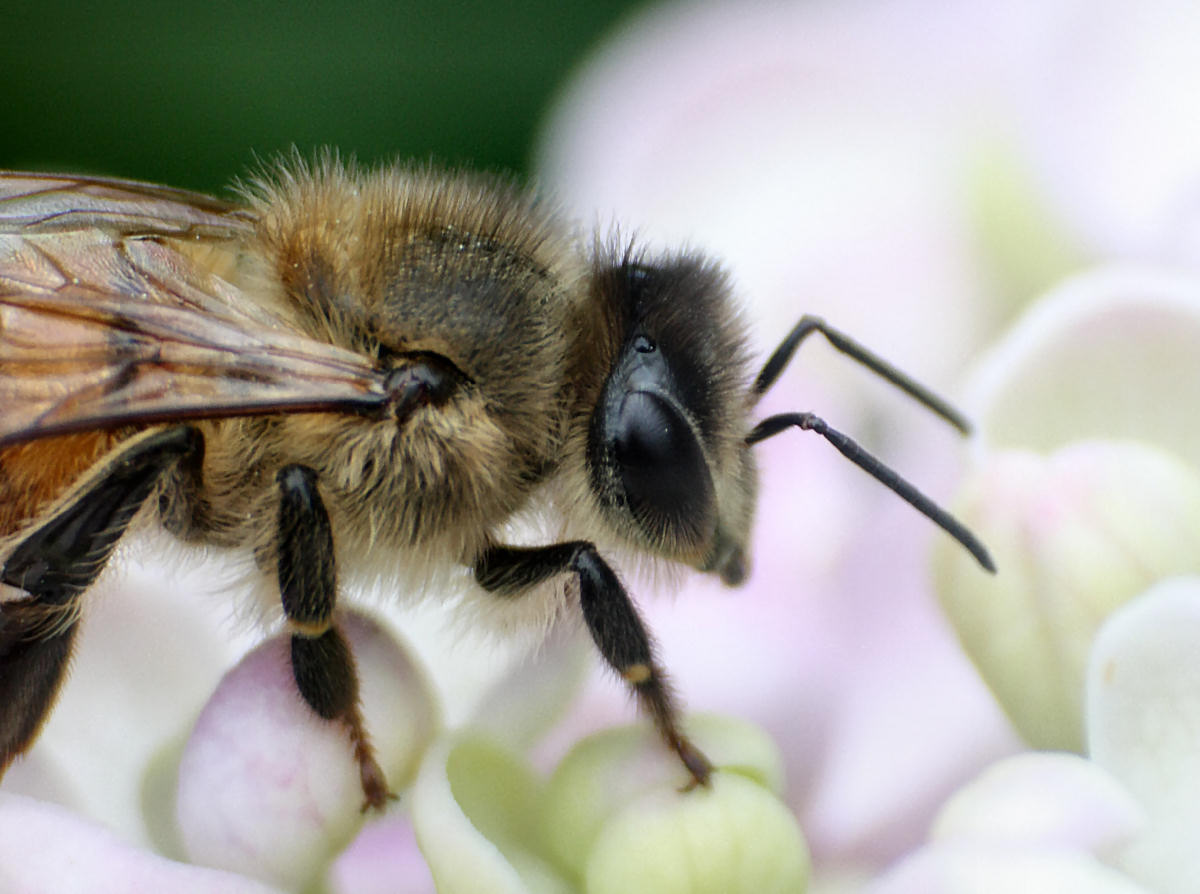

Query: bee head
[[587, 250, 757, 585]]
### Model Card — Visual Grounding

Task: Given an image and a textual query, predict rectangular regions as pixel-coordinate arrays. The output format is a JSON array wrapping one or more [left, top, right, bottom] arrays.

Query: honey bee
[[0, 156, 993, 808]]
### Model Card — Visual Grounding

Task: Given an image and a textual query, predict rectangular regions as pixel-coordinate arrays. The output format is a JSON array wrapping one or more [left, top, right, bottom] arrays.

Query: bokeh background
[[1, 0, 646, 190]]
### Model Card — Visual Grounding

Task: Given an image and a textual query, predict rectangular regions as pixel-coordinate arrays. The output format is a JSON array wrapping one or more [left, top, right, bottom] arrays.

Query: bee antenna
[[753, 316, 972, 435], [746, 412, 995, 573]]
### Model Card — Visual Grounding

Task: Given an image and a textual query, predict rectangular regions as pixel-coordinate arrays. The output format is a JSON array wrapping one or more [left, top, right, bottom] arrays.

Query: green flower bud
[[584, 773, 809, 894], [538, 714, 804, 892]]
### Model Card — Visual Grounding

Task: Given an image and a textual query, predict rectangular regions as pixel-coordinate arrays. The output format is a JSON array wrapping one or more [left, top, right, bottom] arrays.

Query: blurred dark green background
[[1, 0, 645, 194]]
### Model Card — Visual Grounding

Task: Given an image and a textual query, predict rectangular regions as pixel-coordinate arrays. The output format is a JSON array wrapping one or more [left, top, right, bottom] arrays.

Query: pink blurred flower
[[0, 576, 440, 892], [1016, 1, 1200, 264]]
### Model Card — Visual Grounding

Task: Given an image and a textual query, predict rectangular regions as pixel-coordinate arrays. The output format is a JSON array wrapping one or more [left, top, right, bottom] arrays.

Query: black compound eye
[[611, 390, 715, 546]]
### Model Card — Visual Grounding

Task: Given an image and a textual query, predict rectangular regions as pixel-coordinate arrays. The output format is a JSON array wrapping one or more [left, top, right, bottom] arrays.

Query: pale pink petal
[[174, 610, 437, 890], [0, 793, 286, 894], [328, 813, 437, 894], [538, 0, 1071, 374], [791, 479, 1018, 864]]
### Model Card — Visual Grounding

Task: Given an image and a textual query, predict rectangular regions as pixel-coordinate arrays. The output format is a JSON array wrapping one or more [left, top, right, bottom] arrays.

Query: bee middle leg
[[475, 542, 713, 787], [0, 425, 202, 773], [275, 464, 390, 811]]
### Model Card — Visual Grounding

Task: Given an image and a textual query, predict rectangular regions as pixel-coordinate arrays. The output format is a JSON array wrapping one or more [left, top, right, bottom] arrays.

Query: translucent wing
[[0, 172, 389, 447]]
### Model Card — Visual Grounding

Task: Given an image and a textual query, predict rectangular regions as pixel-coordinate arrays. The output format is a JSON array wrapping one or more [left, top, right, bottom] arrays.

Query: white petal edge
[[1087, 576, 1200, 892], [470, 622, 593, 752], [409, 736, 539, 894], [964, 266, 1200, 465], [930, 752, 1144, 852], [868, 843, 1152, 894]]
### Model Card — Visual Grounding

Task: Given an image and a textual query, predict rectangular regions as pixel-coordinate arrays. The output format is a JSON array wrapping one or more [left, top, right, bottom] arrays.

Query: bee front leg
[[0, 425, 202, 774], [475, 542, 713, 788], [275, 465, 390, 811]]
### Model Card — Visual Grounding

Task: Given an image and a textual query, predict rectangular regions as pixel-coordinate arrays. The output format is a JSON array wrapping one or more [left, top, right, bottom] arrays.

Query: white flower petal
[[869, 843, 1152, 894], [471, 622, 593, 752], [967, 267, 1200, 466], [409, 734, 567, 894], [535, 0, 1059, 380], [1087, 577, 1200, 893], [930, 752, 1144, 853], [2, 549, 258, 842]]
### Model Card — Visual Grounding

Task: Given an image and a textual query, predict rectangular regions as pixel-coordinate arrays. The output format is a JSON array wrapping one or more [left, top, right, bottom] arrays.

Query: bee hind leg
[[275, 464, 391, 811], [0, 600, 78, 776], [0, 425, 203, 774], [475, 542, 714, 788]]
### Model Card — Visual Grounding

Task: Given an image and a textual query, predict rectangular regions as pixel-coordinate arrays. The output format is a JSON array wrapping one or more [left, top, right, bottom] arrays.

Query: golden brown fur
[[0, 159, 762, 612], [149, 162, 600, 594]]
